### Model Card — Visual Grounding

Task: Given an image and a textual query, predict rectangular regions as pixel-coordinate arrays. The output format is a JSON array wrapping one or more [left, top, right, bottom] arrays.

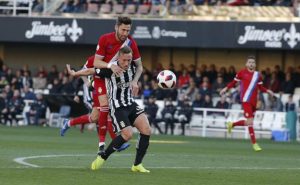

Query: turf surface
[[1, 125, 300, 185]]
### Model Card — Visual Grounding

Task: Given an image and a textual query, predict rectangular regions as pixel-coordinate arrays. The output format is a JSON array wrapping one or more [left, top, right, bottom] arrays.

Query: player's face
[[119, 53, 132, 70], [115, 24, 131, 42], [246, 59, 256, 71]]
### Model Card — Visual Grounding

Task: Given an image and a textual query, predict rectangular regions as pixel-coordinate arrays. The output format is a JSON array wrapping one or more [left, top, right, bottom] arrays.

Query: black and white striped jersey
[[95, 63, 136, 109]]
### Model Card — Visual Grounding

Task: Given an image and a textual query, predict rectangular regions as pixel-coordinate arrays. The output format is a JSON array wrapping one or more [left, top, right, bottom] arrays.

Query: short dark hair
[[247, 55, 256, 60], [116, 16, 132, 26], [119, 46, 132, 55]]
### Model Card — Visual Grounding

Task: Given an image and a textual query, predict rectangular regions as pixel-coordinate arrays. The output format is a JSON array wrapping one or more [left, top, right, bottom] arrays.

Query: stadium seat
[[124, 4, 136, 14], [272, 112, 286, 130], [87, 3, 99, 14], [112, 4, 124, 14], [99, 4, 111, 14], [260, 112, 275, 130], [49, 105, 71, 128], [137, 5, 150, 15]]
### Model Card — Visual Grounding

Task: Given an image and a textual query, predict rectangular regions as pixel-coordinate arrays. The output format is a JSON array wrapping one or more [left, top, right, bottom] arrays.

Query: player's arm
[[95, 68, 113, 78], [220, 79, 238, 96], [257, 76, 274, 97], [66, 64, 95, 77], [131, 58, 143, 96]]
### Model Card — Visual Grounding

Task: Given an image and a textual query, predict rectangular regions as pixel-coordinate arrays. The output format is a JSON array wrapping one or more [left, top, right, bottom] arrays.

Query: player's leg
[[97, 93, 109, 152], [91, 108, 132, 170], [60, 108, 98, 136], [132, 112, 151, 173], [227, 103, 248, 134], [246, 106, 262, 151]]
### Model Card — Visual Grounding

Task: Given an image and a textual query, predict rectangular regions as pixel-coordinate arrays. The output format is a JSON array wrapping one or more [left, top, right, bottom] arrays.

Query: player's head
[[246, 55, 256, 71], [118, 46, 132, 70], [115, 16, 132, 42]]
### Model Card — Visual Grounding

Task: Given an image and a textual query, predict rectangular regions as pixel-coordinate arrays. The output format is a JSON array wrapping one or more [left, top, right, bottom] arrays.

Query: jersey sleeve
[[227, 71, 241, 89], [257, 73, 268, 92], [130, 39, 141, 61], [95, 68, 112, 78], [95, 36, 106, 58], [84, 56, 95, 68]]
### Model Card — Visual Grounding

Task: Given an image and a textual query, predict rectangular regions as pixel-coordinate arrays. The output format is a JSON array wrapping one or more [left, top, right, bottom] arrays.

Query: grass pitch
[[0, 125, 300, 185]]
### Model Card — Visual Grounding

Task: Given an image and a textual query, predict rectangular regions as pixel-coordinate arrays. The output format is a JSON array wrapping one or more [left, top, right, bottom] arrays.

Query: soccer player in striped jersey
[[61, 56, 130, 153], [67, 46, 151, 173], [220, 55, 274, 152]]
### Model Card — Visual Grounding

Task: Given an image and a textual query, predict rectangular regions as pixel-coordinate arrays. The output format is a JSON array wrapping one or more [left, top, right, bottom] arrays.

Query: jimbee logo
[[25, 19, 83, 43]]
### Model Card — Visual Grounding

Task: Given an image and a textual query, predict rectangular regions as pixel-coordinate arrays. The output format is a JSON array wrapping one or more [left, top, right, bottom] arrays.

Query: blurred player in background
[[220, 55, 274, 152]]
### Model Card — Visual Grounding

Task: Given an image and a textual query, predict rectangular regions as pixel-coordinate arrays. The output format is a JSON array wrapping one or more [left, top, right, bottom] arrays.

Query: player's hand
[[73, 95, 80, 103], [66, 64, 76, 76], [267, 90, 274, 97], [111, 64, 124, 76], [131, 80, 139, 96], [220, 87, 228, 96]]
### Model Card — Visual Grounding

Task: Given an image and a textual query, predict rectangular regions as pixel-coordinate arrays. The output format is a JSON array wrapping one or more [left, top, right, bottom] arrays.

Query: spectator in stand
[[202, 94, 213, 109], [207, 64, 218, 84], [36, 66, 47, 78], [177, 97, 193, 135], [161, 98, 176, 135], [25, 93, 47, 125], [184, 78, 199, 102], [73, 0, 87, 13], [22, 64, 31, 76], [3, 85, 13, 100], [188, 64, 196, 78], [274, 65, 285, 82], [33, 73, 47, 89], [227, 65, 236, 82], [281, 72, 295, 94], [50, 78, 62, 94], [47, 65, 59, 84], [151, 79, 164, 100], [265, 72, 280, 93], [5, 68, 14, 83], [193, 68, 202, 86], [12, 70, 23, 90], [218, 67, 227, 82], [212, 75, 226, 97], [57, 0, 74, 13], [0, 64, 8, 77], [199, 79, 212, 97], [32, 0, 44, 12], [23, 85, 36, 100], [21, 71, 33, 88], [60, 76, 76, 95], [214, 95, 229, 116], [0, 76, 9, 89], [285, 95, 295, 112], [144, 96, 163, 134], [200, 64, 208, 78], [8, 89, 24, 125], [267, 94, 283, 112], [192, 94, 204, 108], [143, 84, 152, 100], [177, 69, 190, 88], [1, 92, 10, 125]]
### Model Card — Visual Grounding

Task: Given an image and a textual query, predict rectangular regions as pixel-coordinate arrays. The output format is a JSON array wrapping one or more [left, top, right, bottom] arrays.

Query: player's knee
[[121, 128, 133, 141], [90, 115, 98, 123]]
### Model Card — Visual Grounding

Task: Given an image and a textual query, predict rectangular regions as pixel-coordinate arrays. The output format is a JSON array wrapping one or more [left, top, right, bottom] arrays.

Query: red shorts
[[242, 102, 256, 118], [92, 77, 106, 108]]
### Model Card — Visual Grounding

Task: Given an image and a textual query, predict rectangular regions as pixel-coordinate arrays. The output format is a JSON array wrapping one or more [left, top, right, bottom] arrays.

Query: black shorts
[[110, 102, 145, 133]]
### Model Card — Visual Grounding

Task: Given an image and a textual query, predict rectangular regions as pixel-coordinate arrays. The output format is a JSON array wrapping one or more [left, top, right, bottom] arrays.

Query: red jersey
[[227, 68, 267, 106], [95, 32, 141, 63]]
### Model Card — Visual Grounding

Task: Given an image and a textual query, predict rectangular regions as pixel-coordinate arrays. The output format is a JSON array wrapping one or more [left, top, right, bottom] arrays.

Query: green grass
[[1, 125, 300, 185]]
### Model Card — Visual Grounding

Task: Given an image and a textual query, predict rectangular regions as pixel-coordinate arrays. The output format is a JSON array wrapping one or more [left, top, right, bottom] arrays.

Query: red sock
[[107, 119, 116, 139], [233, 120, 245, 127], [69, 114, 91, 126], [97, 106, 109, 143], [248, 125, 256, 144]]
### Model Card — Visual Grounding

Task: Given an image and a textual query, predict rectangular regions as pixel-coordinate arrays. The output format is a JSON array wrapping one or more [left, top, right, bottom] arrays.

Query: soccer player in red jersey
[[220, 56, 274, 151]]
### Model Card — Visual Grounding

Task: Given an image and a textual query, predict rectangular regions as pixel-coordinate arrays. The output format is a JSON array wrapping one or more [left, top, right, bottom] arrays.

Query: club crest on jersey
[[245, 113, 249, 117], [98, 87, 102, 94]]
